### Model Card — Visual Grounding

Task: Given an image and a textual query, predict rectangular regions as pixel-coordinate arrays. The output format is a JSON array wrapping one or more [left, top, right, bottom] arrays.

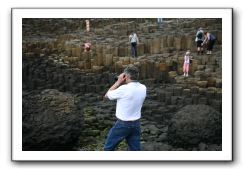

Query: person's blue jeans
[[130, 42, 137, 57], [104, 119, 141, 151]]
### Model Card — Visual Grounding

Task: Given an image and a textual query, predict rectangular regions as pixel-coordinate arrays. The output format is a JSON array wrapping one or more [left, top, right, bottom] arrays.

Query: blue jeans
[[104, 119, 141, 151], [130, 42, 137, 57]]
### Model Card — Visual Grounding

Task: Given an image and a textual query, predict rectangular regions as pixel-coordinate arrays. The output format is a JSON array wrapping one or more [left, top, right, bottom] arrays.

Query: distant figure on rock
[[85, 19, 90, 32], [157, 18, 163, 28], [82, 42, 91, 52], [202, 32, 216, 55], [129, 32, 139, 57], [104, 65, 147, 151], [195, 27, 204, 55], [183, 50, 191, 77]]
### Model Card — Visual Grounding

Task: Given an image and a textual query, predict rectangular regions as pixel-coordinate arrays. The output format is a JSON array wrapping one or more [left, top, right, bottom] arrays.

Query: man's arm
[[202, 35, 208, 46], [104, 73, 126, 99]]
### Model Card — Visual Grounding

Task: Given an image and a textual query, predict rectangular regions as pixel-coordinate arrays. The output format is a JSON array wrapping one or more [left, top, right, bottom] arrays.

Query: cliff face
[[22, 18, 222, 151]]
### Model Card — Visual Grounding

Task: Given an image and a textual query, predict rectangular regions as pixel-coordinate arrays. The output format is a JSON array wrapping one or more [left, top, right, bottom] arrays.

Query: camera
[[109, 73, 126, 85], [114, 74, 125, 81], [109, 73, 119, 84]]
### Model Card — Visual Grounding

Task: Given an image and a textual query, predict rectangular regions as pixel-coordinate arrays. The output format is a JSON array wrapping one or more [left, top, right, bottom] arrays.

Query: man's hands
[[116, 73, 126, 86], [104, 73, 126, 99]]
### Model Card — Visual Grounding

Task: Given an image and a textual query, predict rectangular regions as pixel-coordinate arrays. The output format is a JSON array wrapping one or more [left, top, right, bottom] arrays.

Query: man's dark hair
[[123, 65, 139, 80]]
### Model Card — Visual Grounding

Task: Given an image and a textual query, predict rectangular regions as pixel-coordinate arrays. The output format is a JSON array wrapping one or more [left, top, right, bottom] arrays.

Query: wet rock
[[168, 105, 222, 148]]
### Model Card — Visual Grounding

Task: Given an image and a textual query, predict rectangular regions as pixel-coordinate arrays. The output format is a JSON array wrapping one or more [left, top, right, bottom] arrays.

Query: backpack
[[197, 31, 203, 39]]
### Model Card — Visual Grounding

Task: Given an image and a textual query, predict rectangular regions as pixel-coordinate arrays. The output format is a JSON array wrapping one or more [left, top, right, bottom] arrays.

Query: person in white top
[[129, 32, 139, 57], [104, 65, 146, 151], [183, 50, 191, 77]]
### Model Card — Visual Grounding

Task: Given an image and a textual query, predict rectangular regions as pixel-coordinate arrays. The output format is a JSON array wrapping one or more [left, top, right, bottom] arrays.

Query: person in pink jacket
[[183, 50, 191, 77], [82, 42, 91, 52]]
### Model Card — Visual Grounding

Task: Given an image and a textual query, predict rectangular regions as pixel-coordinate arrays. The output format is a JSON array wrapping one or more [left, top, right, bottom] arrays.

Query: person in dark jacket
[[202, 32, 216, 55], [195, 27, 204, 55]]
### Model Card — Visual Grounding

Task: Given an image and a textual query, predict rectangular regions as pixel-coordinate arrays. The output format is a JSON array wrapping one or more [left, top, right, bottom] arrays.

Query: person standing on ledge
[[195, 27, 204, 55], [183, 50, 191, 77], [103, 65, 147, 151], [129, 32, 139, 58], [157, 18, 163, 28], [85, 19, 90, 32]]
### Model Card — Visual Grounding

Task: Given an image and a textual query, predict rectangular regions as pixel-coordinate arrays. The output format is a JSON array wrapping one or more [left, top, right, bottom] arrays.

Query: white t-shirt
[[129, 33, 139, 43], [184, 55, 190, 64], [106, 82, 146, 121]]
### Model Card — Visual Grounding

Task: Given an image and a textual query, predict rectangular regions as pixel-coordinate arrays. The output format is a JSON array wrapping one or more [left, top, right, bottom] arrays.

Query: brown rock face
[[22, 18, 222, 151]]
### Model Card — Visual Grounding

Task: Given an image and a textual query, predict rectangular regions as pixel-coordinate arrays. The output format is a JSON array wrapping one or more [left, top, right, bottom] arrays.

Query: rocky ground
[[22, 18, 222, 151]]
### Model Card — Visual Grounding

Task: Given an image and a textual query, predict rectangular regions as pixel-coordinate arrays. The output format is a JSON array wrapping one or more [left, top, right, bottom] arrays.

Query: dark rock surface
[[22, 89, 83, 151], [167, 104, 222, 149]]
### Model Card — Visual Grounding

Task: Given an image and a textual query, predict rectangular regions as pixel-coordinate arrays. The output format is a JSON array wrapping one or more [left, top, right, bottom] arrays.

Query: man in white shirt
[[129, 32, 139, 57], [104, 65, 146, 151]]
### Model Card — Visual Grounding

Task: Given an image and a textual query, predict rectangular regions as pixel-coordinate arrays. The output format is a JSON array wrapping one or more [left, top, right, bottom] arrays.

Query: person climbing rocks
[[103, 65, 146, 151], [82, 42, 91, 52], [195, 27, 204, 55], [183, 50, 191, 77], [202, 31, 216, 55], [129, 31, 139, 58]]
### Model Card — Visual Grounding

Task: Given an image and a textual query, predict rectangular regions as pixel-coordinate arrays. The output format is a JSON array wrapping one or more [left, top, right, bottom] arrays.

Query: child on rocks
[[183, 50, 191, 77]]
